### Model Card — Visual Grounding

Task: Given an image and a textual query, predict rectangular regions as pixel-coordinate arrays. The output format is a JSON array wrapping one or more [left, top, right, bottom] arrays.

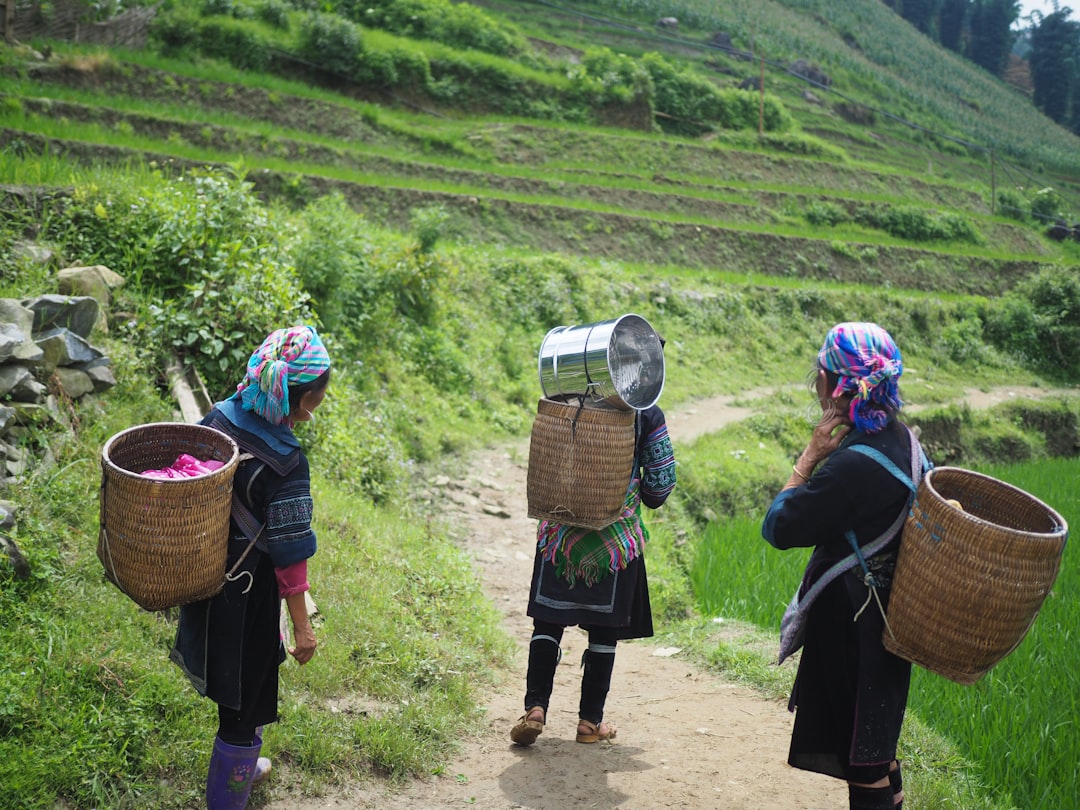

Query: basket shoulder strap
[[847, 444, 916, 492], [225, 453, 266, 581]]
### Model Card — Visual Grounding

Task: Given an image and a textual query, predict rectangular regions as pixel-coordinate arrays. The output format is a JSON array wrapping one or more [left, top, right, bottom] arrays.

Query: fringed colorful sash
[[536, 478, 646, 587]]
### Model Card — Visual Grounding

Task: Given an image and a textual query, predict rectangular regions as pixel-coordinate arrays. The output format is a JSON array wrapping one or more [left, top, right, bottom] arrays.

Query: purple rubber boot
[[252, 726, 271, 786], [206, 736, 262, 810]]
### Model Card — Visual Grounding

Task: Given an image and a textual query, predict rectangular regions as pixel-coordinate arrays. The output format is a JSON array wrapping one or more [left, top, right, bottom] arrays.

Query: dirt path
[[268, 386, 1071, 810]]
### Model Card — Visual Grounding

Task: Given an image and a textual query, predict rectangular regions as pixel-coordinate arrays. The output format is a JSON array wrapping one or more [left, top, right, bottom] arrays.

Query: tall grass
[[690, 458, 1080, 809]]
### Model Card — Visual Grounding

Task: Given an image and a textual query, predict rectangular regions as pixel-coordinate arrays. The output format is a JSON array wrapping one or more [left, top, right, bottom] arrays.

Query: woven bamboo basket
[[885, 466, 1068, 685], [97, 422, 239, 611], [526, 397, 636, 530]]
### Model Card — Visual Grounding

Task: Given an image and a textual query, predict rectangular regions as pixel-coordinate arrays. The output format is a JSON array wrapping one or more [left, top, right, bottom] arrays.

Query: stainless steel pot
[[537, 314, 665, 410]]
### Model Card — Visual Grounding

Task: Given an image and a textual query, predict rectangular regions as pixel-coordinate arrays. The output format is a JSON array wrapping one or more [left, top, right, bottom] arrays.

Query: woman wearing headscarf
[[761, 322, 928, 810], [510, 402, 676, 747], [171, 325, 331, 810]]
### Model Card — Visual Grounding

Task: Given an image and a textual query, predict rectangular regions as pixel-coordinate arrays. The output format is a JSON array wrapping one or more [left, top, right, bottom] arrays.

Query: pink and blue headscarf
[[237, 325, 330, 425], [817, 322, 903, 434]]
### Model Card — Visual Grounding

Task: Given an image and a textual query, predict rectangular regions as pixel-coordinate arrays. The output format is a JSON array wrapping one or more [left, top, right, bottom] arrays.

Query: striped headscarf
[[817, 322, 903, 434], [237, 325, 330, 425]]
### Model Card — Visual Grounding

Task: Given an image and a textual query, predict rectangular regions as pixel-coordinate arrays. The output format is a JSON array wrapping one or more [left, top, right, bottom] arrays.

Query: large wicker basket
[[526, 397, 636, 530], [97, 422, 240, 611], [885, 466, 1068, 685]]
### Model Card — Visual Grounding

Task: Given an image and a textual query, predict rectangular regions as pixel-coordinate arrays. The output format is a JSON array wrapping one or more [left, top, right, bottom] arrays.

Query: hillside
[[2, 0, 1080, 290]]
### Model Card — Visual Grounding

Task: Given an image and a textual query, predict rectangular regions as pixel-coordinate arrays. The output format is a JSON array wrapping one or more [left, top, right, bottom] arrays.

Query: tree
[[967, 0, 1020, 75], [939, 0, 970, 52], [1029, 9, 1079, 125], [901, 0, 944, 35]]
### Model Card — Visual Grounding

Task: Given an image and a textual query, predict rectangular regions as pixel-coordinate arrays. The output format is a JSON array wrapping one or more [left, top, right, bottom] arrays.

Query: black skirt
[[526, 549, 653, 640], [171, 537, 285, 728], [787, 568, 911, 782]]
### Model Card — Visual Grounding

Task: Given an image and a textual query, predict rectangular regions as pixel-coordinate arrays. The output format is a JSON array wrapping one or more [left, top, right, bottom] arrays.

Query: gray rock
[[0, 406, 14, 433], [34, 327, 103, 370], [12, 241, 53, 266], [0, 500, 14, 529], [0, 365, 35, 400], [53, 367, 95, 399], [57, 265, 125, 304], [1, 534, 30, 580], [10, 374, 47, 404], [25, 295, 101, 338], [83, 363, 117, 392], [0, 323, 26, 363]]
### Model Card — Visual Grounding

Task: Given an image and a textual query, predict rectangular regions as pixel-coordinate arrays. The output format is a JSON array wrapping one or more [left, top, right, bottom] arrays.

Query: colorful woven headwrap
[[237, 325, 330, 425], [817, 322, 903, 434]]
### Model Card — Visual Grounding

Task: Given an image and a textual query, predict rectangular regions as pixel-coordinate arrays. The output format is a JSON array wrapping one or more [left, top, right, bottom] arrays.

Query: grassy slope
[[2, 1, 1079, 808]]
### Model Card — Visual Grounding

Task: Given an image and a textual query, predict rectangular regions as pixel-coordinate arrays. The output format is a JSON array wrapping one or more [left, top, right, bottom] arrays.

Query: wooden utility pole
[[758, 55, 765, 137], [2, 0, 14, 44], [990, 150, 997, 216]]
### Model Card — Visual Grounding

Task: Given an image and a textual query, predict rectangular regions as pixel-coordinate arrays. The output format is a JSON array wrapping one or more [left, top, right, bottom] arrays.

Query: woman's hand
[[800, 412, 851, 471], [289, 618, 318, 664], [284, 591, 318, 664]]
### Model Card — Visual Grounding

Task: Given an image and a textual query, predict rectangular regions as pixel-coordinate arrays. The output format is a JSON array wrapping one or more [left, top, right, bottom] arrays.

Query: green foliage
[[1030, 187, 1066, 222], [339, 0, 528, 57], [852, 203, 981, 243], [195, 14, 274, 71], [639, 51, 792, 134], [257, 0, 292, 29], [804, 200, 849, 227], [297, 11, 363, 76], [996, 188, 1027, 221], [45, 169, 312, 398], [985, 265, 1080, 380], [410, 203, 449, 253]]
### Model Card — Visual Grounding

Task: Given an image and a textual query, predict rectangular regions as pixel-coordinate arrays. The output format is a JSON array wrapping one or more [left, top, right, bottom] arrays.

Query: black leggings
[[217, 705, 258, 747], [525, 621, 619, 724]]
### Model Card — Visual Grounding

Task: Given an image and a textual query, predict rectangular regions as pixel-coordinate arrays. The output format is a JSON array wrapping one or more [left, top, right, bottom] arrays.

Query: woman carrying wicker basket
[[761, 322, 928, 810], [510, 403, 676, 747], [170, 325, 331, 810]]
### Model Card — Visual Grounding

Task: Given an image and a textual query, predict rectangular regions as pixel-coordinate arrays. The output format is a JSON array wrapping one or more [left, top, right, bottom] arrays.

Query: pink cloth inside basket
[[141, 453, 225, 479]]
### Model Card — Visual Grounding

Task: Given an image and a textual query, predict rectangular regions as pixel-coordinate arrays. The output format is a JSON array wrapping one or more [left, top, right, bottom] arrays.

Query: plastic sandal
[[510, 706, 545, 746], [576, 719, 616, 744]]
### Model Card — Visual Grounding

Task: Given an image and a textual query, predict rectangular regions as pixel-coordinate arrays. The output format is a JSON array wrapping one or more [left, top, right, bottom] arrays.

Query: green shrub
[[997, 188, 1027, 221], [410, 204, 449, 253], [805, 201, 850, 227], [343, 0, 527, 57], [1030, 187, 1066, 222], [257, 0, 291, 29], [986, 265, 1080, 380], [195, 16, 273, 71], [852, 203, 980, 243], [355, 43, 431, 89], [49, 169, 312, 398], [297, 11, 362, 77]]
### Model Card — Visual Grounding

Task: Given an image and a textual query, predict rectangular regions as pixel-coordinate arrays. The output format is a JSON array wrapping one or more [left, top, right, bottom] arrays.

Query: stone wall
[[0, 265, 122, 577]]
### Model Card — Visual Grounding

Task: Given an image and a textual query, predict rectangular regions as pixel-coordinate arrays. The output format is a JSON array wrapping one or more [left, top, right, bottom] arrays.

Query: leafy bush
[[996, 188, 1027, 221], [341, 0, 527, 57], [639, 52, 791, 134], [355, 42, 432, 89], [257, 0, 291, 29], [852, 204, 980, 243], [195, 16, 273, 71], [804, 201, 850, 227], [49, 169, 312, 398], [410, 204, 449, 253], [297, 11, 363, 77], [1030, 187, 1066, 222], [986, 265, 1080, 380]]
